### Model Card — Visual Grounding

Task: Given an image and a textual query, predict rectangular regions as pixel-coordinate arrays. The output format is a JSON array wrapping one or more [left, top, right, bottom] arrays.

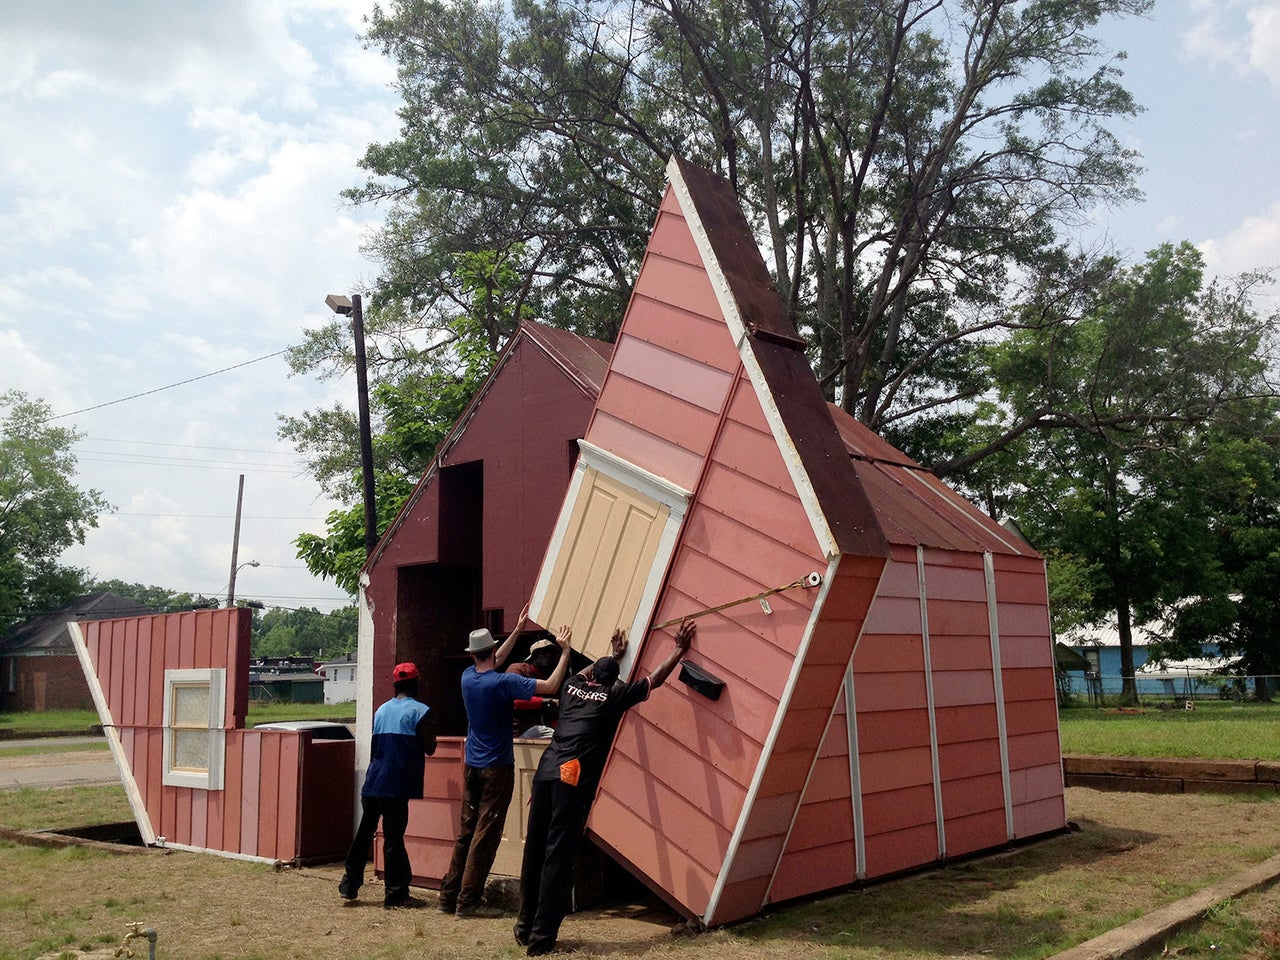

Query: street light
[[227, 559, 260, 608], [326, 292, 378, 557]]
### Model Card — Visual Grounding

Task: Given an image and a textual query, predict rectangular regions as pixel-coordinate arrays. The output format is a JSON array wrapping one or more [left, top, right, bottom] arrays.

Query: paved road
[[0, 737, 120, 789]]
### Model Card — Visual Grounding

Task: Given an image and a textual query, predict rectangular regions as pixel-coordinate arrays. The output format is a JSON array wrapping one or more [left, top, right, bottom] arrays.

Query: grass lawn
[[0, 701, 355, 737], [1057, 699, 1280, 760]]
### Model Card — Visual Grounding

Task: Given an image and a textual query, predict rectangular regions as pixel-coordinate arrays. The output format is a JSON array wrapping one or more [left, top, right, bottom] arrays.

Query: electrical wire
[[45, 349, 291, 421]]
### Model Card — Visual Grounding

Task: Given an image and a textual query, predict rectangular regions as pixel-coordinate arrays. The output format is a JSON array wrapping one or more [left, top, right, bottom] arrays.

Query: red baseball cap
[[392, 662, 419, 681]]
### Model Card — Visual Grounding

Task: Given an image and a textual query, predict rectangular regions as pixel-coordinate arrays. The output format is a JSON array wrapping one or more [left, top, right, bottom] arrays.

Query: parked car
[[252, 720, 353, 740]]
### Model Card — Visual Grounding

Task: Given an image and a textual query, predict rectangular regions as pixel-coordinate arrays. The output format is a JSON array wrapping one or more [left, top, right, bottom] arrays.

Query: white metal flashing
[[845, 665, 868, 879], [68, 621, 157, 845], [665, 156, 839, 562], [354, 571, 376, 809], [702, 553, 841, 926], [984, 552, 1015, 840], [917, 547, 946, 859]]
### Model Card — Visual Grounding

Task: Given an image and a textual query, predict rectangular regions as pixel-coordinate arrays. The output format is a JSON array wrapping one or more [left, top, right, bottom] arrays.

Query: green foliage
[[350, 0, 1146, 430], [969, 245, 1280, 703], [0, 391, 111, 632], [87, 578, 219, 613], [252, 605, 358, 659]]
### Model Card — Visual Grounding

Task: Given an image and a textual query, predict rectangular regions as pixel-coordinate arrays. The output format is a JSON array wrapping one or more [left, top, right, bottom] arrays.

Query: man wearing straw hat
[[439, 605, 572, 918]]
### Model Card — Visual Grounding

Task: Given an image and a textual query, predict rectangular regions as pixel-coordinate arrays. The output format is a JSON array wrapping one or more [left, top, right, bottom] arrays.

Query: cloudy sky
[[2, 0, 1279, 617]]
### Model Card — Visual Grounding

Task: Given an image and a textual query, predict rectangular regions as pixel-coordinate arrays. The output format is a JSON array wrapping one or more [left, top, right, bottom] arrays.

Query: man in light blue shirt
[[339, 661, 435, 908]]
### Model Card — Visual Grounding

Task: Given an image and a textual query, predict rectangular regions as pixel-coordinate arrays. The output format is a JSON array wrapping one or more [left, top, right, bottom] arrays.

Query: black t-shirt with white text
[[533, 671, 651, 795]]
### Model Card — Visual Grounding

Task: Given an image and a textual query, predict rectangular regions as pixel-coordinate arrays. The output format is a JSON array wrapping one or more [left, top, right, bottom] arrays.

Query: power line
[[84, 436, 306, 457], [46, 349, 291, 421], [110, 512, 326, 521]]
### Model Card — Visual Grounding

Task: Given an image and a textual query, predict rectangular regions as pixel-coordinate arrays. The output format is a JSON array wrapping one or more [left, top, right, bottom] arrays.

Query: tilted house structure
[[525, 157, 1065, 926], [355, 320, 612, 880], [68, 160, 1064, 925]]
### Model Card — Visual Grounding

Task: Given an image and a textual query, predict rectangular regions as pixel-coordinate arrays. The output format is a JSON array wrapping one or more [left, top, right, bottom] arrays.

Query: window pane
[[173, 684, 210, 726], [173, 729, 209, 770]]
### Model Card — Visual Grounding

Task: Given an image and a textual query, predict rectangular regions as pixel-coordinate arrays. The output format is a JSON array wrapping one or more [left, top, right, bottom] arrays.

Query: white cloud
[[1181, 1, 1280, 89], [1199, 200, 1280, 275], [1247, 4, 1280, 85]]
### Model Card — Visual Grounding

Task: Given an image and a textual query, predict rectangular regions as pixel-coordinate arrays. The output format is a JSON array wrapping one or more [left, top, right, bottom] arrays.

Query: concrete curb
[[1047, 853, 1280, 959]]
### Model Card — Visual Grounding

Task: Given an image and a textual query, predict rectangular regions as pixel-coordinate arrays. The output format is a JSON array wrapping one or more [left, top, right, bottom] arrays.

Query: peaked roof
[[1, 592, 156, 654], [668, 156, 889, 561], [828, 403, 1039, 557], [365, 319, 612, 571]]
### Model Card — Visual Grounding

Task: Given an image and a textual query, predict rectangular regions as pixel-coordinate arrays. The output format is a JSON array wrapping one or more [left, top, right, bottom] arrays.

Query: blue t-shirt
[[363, 695, 431, 799], [461, 666, 537, 768]]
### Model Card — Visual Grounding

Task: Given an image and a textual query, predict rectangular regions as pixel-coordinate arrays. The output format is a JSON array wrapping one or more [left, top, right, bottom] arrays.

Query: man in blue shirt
[[440, 605, 572, 918], [339, 661, 436, 908]]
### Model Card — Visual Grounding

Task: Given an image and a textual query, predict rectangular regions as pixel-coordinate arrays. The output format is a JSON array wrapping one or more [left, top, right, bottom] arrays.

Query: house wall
[[364, 336, 599, 718], [582, 187, 889, 925], [3, 653, 94, 711], [767, 545, 1064, 901], [77, 609, 352, 863]]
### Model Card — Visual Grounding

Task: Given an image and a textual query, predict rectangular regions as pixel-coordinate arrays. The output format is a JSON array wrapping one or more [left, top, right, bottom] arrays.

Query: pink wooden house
[[522, 157, 1064, 925], [71, 159, 1063, 928]]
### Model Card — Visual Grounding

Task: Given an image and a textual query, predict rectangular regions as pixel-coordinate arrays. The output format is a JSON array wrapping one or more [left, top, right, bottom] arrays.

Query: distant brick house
[[0, 592, 154, 711]]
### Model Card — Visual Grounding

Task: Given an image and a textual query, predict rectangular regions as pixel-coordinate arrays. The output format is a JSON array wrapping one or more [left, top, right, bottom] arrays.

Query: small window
[[162, 668, 226, 790]]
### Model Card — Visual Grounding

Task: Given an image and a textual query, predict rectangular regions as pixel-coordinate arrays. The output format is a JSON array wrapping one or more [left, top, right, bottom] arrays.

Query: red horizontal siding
[[632, 252, 723, 321], [624, 296, 742, 372]]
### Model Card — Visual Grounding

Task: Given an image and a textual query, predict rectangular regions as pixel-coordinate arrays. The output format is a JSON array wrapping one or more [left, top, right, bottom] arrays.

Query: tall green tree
[[979, 244, 1280, 704], [0, 391, 111, 632], [1163, 431, 1280, 701], [350, 0, 1145, 432]]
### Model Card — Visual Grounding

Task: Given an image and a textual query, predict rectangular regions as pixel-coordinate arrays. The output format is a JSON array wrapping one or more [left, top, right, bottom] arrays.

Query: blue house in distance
[[1060, 615, 1228, 699]]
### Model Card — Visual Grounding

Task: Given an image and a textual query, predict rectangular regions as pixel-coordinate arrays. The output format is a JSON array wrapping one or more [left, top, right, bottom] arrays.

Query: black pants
[[439, 764, 515, 910], [342, 795, 411, 905], [516, 778, 587, 954]]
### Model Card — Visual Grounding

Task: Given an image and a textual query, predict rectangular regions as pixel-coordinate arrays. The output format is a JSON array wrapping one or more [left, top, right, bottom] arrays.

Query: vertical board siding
[[992, 555, 1066, 838], [257, 732, 282, 860], [924, 556, 1006, 858], [239, 732, 261, 856]]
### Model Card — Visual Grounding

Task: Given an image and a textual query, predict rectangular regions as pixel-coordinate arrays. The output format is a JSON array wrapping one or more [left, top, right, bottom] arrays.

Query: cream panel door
[[537, 468, 671, 661]]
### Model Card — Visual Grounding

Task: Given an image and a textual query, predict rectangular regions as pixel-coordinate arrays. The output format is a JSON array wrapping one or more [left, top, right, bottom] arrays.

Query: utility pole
[[325, 292, 378, 556], [226, 474, 245, 607]]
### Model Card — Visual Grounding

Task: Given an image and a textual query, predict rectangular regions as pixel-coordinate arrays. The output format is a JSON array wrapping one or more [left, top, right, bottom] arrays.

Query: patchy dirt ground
[[9, 786, 1280, 960]]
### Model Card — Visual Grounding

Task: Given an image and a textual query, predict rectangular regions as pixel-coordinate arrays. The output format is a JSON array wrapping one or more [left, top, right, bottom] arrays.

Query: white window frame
[[161, 667, 227, 790]]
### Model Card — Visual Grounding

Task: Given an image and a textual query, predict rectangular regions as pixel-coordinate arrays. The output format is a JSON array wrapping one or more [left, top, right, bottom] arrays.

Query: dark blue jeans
[[516, 778, 588, 953], [342, 794, 411, 904]]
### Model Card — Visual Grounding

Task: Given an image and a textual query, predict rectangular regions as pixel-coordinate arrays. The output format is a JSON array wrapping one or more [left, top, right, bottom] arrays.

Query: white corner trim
[[664, 157, 838, 561], [702, 553, 841, 926], [845, 665, 868, 879], [984, 553, 1015, 840], [917, 547, 946, 860], [68, 621, 156, 845], [354, 571, 376, 806]]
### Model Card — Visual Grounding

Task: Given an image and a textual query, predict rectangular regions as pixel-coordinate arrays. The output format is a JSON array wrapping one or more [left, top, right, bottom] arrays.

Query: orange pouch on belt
[[559, 758, 581, 787]]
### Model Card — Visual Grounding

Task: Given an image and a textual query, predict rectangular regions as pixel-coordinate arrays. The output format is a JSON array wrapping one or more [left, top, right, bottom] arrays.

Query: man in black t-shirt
[[514, 619, 695, 956]]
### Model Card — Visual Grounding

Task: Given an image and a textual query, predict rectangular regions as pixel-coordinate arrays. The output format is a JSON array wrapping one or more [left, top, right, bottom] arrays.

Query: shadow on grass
[[728, 819, 1162, 960]]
